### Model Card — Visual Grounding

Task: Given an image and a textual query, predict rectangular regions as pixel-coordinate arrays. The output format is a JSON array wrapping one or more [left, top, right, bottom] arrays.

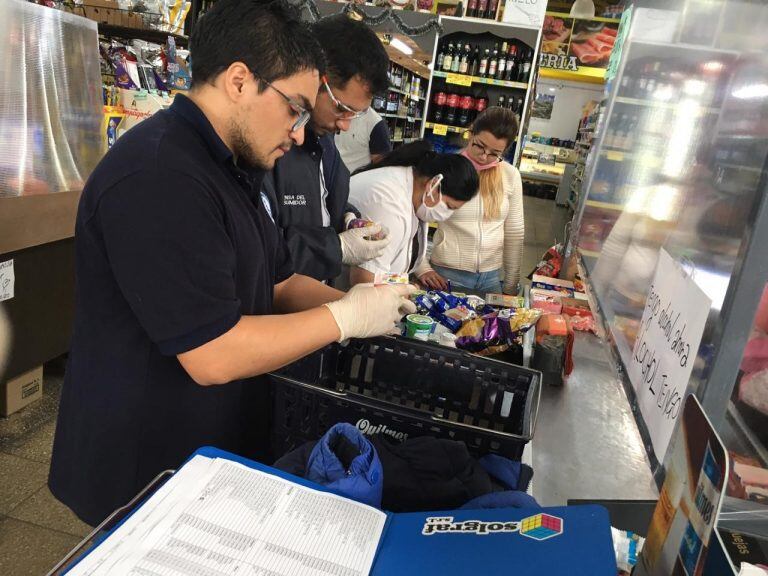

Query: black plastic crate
[[270, 336, 541, 461]]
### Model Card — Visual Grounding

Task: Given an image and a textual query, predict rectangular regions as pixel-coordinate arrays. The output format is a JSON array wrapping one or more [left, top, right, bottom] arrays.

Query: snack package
[[347, 218, 387, 240], [374, 273, 409, 286], [611, 527, 644, 573], [486, 293, 525, 308], [529, 244, 563, 278], [102, 107, 126, 149], [166, 37, 192, 91], [455, 309, 541, 354], [413, 290, 471, 332]]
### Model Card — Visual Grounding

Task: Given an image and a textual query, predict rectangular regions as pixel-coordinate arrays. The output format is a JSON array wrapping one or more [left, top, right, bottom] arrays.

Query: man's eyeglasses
[[253, 72, 311, 132], [322, 76, 368, 120], [471, 138, 505, 162]]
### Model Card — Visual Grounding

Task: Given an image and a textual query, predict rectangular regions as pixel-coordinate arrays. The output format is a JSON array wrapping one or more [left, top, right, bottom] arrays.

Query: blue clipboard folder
[[61, 446, 617, 575]]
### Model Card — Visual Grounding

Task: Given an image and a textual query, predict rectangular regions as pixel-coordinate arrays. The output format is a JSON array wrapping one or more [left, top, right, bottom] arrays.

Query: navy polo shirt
[[49, 94, 294, 526]]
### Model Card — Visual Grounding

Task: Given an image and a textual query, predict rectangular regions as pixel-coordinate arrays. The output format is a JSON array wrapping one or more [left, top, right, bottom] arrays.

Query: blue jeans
[[432, 264, 503, 293]]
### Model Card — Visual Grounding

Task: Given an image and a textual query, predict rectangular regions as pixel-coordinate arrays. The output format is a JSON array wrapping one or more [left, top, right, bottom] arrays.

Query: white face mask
[[416, 174, 454, 222]]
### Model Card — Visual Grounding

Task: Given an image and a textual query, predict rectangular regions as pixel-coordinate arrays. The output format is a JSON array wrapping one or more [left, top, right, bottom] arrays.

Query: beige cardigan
[[416, 162, 524, 291]]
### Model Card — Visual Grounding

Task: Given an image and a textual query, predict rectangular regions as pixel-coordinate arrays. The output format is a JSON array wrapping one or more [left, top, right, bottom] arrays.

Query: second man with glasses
[[261, 15, 392, 284]]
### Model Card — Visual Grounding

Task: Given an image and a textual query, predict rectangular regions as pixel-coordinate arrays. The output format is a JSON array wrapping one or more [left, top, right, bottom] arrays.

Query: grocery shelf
[[586, 200, 624, 212], [424, 122, 467, 134], [615, 96, 720, 114], [98, 23, 188, 46], [381, 113, 425, 122], [579, 248, 601, 258], [519, 170, 562, 184], [388, 86, 424, 101], [432, 71, 527, 90], [715, 162, 764, 174]]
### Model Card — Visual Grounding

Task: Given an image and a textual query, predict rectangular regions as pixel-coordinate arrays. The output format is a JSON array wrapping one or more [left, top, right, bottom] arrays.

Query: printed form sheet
[[68, 456, 387, 576]]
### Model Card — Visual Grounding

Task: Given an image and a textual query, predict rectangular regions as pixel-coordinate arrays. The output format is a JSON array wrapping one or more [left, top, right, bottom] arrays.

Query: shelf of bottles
[[568, 100, 603, 211], [425, 35, 534, 137], [373, 61, 428, 146]]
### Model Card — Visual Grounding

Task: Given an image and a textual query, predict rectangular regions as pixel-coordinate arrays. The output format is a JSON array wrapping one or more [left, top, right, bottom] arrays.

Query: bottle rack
[[420, 16, 543, 166], [374, 61, 429, 146]]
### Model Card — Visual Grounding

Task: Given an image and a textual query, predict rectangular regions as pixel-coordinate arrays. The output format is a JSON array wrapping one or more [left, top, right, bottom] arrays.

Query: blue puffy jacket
[[305, 423, 383, 508]]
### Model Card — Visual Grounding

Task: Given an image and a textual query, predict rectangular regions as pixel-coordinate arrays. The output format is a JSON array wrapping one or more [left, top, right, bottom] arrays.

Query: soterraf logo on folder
[[422, 514, 564, 541]]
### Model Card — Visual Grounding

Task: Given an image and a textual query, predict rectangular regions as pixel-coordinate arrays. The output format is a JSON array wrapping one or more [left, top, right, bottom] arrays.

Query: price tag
[[431, 124, 448, 136], [446, 73, 472, 87]]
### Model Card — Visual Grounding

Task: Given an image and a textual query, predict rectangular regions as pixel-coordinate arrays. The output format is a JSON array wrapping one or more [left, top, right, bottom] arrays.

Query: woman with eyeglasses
[[417, 107, 524, 295], [347, 140, 479, 286]]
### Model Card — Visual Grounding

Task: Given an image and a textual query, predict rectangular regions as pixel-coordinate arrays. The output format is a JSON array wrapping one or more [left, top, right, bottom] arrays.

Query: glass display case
[[569, 1, 768, 570]]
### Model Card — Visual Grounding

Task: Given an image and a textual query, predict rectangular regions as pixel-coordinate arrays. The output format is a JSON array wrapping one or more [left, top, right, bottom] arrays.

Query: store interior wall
[[527, 79, 603, 141]]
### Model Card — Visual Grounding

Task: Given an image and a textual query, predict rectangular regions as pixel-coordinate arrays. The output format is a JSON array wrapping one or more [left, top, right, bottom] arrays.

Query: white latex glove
[[324, 283, 417, 341], [339, 223, 390, 266], [343, 212, 357, 228]]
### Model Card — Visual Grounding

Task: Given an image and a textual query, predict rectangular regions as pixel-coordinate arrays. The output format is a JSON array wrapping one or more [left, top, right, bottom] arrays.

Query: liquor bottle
[[436, 43, 446, 71], [458, 91, 475, 126], [469, 46, 480, 76], [488, 44, 499, 78], [451, 45, 461, 72], [505, 44, 518, 81], [496, 42, 507, 80], [475, 89, 488, 118], [466, 0, 478, 18], [442, 43, 454, 72], [459, 44, 471, 75], [477, 0, 488, 19], [515, 96, 524, 115], [432, 89, 447, 122], [445, 90, 460, 125], [497, 95, 505, 108], [405, 73, 412, 95], [518, 48, 532, 84], [487, 0, 499, 20], [479, 48, 490, 77]]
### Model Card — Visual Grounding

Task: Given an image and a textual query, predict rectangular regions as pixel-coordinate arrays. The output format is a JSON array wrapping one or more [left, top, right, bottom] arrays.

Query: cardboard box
[[1, 366, 43, 417]]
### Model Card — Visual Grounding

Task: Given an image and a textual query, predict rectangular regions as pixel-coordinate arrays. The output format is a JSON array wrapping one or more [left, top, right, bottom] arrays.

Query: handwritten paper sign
[[0, 260, 14, 302], [627, 249, 711, 461], [502, 0, 547, 26]]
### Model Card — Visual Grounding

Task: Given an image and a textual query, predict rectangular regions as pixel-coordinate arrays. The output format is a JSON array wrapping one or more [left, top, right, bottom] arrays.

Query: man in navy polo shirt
[[49, 0, 415, 526]]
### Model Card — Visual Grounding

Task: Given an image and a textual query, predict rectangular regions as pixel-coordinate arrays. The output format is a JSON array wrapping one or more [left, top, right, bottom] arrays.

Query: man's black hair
[[311, 14, 389, 95], [190, 0, 325, 88]]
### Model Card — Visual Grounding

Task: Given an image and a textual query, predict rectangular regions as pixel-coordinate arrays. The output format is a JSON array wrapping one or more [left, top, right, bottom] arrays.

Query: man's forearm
[[349, 266, 374, 287], [178, 307, 340, 385], [273, 274, 344, 313]]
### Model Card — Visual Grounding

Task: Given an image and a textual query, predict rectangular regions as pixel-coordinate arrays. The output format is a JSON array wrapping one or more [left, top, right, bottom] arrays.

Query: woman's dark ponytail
[[354, 139, 479, 202]]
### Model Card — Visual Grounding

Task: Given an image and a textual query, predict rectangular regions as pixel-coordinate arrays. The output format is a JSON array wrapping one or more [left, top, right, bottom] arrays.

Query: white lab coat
[[348, 166, 427, 276]]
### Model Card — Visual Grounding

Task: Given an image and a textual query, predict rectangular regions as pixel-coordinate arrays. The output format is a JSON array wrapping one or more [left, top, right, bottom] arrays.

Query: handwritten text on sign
[[627, 249, 711, 461], [0, 260, 14, 302]]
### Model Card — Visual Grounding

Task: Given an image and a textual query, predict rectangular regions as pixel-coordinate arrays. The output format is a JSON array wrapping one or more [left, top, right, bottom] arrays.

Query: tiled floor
[[0, 358, 92, 576], [521, 196, 571, 279], [0, 197, 570, 575]]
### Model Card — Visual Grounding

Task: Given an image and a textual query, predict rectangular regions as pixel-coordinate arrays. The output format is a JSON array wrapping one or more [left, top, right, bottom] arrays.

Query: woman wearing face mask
[[417, 107, 524, 295], [347, 140, 479, 286]]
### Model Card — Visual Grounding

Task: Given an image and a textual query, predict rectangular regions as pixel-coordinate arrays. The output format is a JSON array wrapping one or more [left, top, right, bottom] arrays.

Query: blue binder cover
[[67, 446, 617, 575]]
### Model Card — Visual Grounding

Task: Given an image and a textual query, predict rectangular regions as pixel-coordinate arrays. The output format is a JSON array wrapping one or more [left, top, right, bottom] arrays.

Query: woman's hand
[[418, 270, 449, 291]]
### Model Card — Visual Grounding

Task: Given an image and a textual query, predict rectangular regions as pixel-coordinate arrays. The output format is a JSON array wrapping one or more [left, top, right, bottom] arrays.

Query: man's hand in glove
[[324, 283, 417, 341], [339, 224, 390, 266]]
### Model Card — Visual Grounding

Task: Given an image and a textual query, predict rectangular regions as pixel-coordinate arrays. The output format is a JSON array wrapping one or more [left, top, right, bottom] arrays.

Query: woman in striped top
[[417, 107, 525, 295]]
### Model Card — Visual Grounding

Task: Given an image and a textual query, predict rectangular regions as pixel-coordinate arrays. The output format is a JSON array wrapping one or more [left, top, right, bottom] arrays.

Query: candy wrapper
[[347, 218, 387, 240], [611, 528, 644, 573], [455, 308, 541, 355], [413, 290, 472, 332]]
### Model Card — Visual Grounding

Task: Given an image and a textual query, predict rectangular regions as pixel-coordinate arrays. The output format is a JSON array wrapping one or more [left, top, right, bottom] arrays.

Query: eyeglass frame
[[470, 136, 505, 162], [251, 70, 311, 133], [321, 75, 369, 120]]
